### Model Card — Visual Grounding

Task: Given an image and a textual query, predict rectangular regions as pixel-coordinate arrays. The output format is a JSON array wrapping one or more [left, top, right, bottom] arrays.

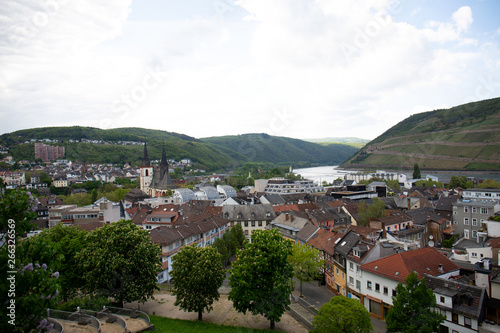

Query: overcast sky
[[1, 0, 499, 140]]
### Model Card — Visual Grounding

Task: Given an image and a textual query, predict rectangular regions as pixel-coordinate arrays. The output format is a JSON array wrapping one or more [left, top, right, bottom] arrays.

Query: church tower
[[140, 142, 153, 193]]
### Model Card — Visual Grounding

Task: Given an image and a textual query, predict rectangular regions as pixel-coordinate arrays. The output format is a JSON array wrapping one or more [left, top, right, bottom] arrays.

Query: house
[[216, 185, 237, 199], [462, 188, 500, 201], [0, 171, 26, 188], [406, 207, 449, 247], [149, 214, 231, 283], [316, 231, 345, 293], [452, 199, 500, 240], [332, 231, 360, 296], [360, 247, 460, 320], [425, 274, 487, 333], [267, 212, 312, 242], [222, 204, 275, 240]]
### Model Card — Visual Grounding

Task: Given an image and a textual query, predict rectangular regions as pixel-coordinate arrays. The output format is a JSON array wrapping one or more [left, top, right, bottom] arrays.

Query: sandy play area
[[126, 293, 308, 332]]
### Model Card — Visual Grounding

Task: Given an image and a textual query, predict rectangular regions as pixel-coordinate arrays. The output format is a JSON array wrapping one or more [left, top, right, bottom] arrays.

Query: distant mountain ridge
[[0, 127, 359, 171], [342, 97, 500, 171]]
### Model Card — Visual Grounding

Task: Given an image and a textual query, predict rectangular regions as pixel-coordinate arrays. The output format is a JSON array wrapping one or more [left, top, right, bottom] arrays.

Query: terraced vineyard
[[342, 97, 500, 171]]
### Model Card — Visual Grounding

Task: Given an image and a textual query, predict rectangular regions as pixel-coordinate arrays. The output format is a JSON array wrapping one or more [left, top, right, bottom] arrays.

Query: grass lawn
[[150, 315, 271, 332]]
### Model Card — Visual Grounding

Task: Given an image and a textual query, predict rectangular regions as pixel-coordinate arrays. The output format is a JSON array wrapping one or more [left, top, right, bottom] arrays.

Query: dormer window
[[353, 249, 360, 257]]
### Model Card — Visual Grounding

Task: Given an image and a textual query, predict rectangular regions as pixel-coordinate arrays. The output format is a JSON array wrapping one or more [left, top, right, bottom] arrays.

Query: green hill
[[0, 127, 358, 171], [342, 97, 500, 171], [200, 133, 358, 166]]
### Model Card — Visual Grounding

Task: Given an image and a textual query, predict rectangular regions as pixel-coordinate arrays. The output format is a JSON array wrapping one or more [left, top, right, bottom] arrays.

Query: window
[[481, 207, 488, 214], [392, 289, 397, 297], [356, 280, 361, 290], [251, 221, 255, 227], [472, 218, 477, 226], [349, 277, 354, 285], [471, 252, 477, 258], [472, 230, 477, 238], [464, 218, 469, 225], [258, 221, 262, 227], [356, 265, 360, 273], [440, 296, 445, 303], [472, 207, 477, 213], [452, 313, 458, 323], [464, 206, 469, 213], [349, 262, 354, 270], [367, 281, 372, 289], [383, 287, 388, 295], [336, 268, 339, 275], [375, 283, 380, 292], [244, 221, 248, 227]]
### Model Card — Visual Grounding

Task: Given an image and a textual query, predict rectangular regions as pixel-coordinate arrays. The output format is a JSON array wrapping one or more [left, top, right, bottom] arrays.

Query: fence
[[103, 305, 151, 325], [47, 308, 101, 332]]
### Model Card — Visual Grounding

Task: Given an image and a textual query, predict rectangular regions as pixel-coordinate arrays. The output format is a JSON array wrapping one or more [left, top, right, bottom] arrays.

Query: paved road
[[294, 280, 387, 332]]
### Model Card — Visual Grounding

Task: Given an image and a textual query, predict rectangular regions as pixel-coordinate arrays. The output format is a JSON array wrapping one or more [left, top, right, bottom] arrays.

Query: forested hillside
[[0, 127, 358, 171]]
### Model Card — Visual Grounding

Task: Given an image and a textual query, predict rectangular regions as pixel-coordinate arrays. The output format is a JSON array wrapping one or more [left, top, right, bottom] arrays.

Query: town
[[2, 142, 500, 333]]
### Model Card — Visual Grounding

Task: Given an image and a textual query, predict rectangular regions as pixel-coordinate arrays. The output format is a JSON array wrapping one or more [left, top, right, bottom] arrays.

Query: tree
[[77, 220, 161, 307], [0, 189, 60, 332], [170, 245, 225, 321], [413, 163, 421, 179], [36, 224, 87, 301], [311, 296, 373, 333], [288, 243, 324, 297], [386, 272, 445, 333], [229, 229, 293, 330], [386, 179, 401, 191], [357, 198, 386, 226], [448, 175, 473, 189]]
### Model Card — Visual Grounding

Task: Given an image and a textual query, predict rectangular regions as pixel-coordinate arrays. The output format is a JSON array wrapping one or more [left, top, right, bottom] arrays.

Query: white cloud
[[0, 1, 497, 140]]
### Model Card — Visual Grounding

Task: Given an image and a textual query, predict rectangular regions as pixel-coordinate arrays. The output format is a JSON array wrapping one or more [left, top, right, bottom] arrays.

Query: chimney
[[285, 213, 289, 221], [290, 215, 294, 222]]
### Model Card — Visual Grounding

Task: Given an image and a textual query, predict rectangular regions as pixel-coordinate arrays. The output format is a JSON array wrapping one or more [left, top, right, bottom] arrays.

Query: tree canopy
[[0, 189, 60, 332], [229, 229, 293, 330], [386, 271, 445, 333], [413, 163, 421, 179], [171, 244, 225, 321], [357, 198, 386, 226], [311, 296, 373, 333], [77, 219, 161, 307], [288, 243, 324, 297]]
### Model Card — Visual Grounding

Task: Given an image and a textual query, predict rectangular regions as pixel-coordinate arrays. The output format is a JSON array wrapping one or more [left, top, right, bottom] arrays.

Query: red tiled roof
[[361, 247, 460, 282]]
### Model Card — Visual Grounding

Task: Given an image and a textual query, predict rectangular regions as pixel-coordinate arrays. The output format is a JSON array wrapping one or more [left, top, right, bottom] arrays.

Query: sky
[[0, 0, 499, 140]]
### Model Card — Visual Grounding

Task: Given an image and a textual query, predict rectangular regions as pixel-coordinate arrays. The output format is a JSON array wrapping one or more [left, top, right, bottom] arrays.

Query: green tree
[[212, 237, 230, 266], [386, 272, 445, 333], [0, 189, 60, 332], [229, 223, 247, 255], [357, 198, 386, 226], [229, 229, 293, 330], [91, 188, 98, 203], [311, 296, 373, 333], [477, 179, 500, 189], [78, 220, 161, 307], [413, 163, 421, 179], [448, 175, 473, 189], [171, 245, 225, 321], [36, 224, 87, 301], [288, 243, 324, 297], [415, 179, 444, 188], [386, 179, 401, 191]]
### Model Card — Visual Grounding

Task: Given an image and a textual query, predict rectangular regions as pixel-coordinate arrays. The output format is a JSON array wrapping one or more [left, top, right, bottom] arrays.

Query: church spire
[[142, 142, 151, 166], [160, 142, 169, 179]]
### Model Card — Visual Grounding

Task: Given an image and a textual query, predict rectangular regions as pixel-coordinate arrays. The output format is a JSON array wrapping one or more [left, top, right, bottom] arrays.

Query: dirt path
[[126, 293, 308, 332]]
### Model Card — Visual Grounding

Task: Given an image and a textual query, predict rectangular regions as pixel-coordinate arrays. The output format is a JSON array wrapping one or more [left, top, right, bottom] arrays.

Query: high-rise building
[[34, 143, 65, 161]]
